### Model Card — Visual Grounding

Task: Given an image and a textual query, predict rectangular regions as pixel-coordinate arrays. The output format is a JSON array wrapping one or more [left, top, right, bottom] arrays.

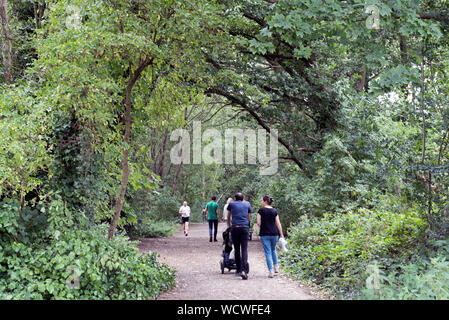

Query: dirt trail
[[138, 222, 318, 300]]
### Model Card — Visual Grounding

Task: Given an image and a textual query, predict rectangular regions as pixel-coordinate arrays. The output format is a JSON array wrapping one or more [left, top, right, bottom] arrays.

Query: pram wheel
[[245, 262, 250, 274], [220, 260, 225, 274]]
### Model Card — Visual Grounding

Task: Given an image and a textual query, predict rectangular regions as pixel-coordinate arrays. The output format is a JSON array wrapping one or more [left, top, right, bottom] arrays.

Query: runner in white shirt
[[179, 201, 191, 237]]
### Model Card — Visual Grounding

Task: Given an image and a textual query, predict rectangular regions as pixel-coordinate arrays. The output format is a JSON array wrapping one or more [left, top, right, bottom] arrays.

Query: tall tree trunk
[[108, 57, 153, 240], [0, 0, 13, 84], [420, 55, 426, 163], [171, 108, 188, 196], [156, 128, 169, 177], [356, 66, 367, 92], [202, 165, 206, 199], [171, 162, 182, 196], [33, 1, 46, 30]]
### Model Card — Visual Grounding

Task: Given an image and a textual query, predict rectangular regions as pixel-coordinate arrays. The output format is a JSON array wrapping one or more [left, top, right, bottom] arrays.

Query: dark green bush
[[281, 207, 427, 298], [361, 239, 449, 299], [128, 187, 180, 223], [0, 197, 175, 300], [131, 217, 178, 238]]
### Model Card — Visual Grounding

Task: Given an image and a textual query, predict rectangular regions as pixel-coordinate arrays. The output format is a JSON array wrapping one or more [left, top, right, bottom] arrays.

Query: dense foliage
[[0, 197, 174, 299], [281, 200, 426, 297], [1, 0, 449, 300]]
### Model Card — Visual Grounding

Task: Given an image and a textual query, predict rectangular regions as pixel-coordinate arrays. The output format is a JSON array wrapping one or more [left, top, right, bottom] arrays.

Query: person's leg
[[224, 251, 229, 265], [270, 236, 279, 269], [185, 221, 189, 235], [231, 228, 242, 273], [208, 220, 213, 241], [213, 219, 218, 241], [240, 227, 249, 274], [260, 236, 274, 271]]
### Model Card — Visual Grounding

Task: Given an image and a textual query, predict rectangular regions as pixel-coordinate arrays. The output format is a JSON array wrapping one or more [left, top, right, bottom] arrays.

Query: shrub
[[0, 198, 175, 300], [128, 187, 180, 223], [131, 217, 178, 238], [361, 240, 449, 300], [281, 208, 427, 298]]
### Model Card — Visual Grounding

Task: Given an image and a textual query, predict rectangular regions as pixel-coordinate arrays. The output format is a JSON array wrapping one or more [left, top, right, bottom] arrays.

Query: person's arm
[[275, 215, 284, 238], [178, 207, 183, 215], [217, 208, 221, 222], [227, 210, 232, 227], [257, 213, 261, 228]]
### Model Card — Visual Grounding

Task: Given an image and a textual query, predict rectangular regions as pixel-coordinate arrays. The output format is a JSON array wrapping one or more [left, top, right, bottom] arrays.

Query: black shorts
[[182, 217, 190, 224]]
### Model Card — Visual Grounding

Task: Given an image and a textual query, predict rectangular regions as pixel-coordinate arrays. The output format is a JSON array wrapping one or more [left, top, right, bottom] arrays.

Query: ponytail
[[263, 195, 274, 205]]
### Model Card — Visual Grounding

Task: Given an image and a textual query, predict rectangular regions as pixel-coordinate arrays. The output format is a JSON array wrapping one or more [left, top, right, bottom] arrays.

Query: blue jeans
[[208, 219, 218, 239], [260, 235, 279, 271]]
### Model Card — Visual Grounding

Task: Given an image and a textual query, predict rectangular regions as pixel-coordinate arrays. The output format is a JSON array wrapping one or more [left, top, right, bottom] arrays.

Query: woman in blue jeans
[[257, 195, 285, 278]]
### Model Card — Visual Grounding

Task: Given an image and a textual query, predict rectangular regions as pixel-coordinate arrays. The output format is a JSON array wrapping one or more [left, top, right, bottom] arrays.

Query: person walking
[[204, 196, 220, 242], [223, 197, 233, 229], [227, 192, 252, 280], [257, 195, 284, 278], [179, 201, 191, 237]]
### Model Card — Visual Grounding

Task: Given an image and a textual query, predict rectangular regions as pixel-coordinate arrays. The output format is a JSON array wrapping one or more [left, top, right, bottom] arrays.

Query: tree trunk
[[33, 1, 46, 30], [156, 128, 169, 177], [356, 66, 367, 92], [0, 0, 13, 84], [108, 57, 153, 240], [170, 108, 188, 196], [420, 55, 426, 163], [171, 162, 182, 196]]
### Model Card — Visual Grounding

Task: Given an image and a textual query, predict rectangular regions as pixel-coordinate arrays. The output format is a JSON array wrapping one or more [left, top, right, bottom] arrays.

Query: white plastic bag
[[279, 237, 288, 252]]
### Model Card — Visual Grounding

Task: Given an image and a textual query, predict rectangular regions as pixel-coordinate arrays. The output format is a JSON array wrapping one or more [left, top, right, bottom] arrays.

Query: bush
[[128, 187, 180, 223], [281, 207, 427, 298], [0, 198, 175, 300], [361, 239, 449, 299], [189, 199, 207, 223], [131, 217, 178, 238]]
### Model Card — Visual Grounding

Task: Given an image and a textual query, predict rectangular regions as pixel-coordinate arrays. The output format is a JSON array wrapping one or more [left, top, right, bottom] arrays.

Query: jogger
[[179, 201, 191, 237]]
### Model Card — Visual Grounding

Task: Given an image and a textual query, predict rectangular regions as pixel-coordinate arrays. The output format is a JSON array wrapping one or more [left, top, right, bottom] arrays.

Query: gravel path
[[138, 222, 318, 300]]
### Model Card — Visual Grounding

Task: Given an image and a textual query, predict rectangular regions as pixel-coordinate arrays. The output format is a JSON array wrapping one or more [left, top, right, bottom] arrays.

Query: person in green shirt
[[203, 196, 221, 242]]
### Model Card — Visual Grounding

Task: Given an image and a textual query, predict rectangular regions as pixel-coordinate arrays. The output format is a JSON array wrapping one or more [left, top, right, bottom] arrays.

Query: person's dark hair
[[235, 192, 244, 201], [211, 195, 217, 201], [263, 195, 274, 205]]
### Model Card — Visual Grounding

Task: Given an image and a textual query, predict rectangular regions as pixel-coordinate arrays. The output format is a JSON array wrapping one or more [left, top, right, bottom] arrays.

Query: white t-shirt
[[179, 205, 191, 218], [223, 204, 229, 220]]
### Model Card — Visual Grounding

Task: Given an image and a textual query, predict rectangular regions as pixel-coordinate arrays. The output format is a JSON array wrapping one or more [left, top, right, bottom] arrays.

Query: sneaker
[[274, 265, 279, 274], [268, 270, 274, 278], [185, 232, 188, 237], [240, 271, 248, 280]]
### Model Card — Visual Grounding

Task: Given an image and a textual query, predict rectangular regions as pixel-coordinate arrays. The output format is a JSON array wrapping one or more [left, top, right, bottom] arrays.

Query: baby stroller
[[219, 227, 249, 274]]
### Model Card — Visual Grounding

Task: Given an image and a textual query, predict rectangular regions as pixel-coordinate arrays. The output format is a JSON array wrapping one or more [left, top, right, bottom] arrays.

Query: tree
[[0, 0, 14, 84]]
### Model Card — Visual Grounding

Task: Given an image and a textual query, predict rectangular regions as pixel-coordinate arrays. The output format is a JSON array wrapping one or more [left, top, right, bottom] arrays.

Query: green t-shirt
[[206, 201, 219, 220]]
